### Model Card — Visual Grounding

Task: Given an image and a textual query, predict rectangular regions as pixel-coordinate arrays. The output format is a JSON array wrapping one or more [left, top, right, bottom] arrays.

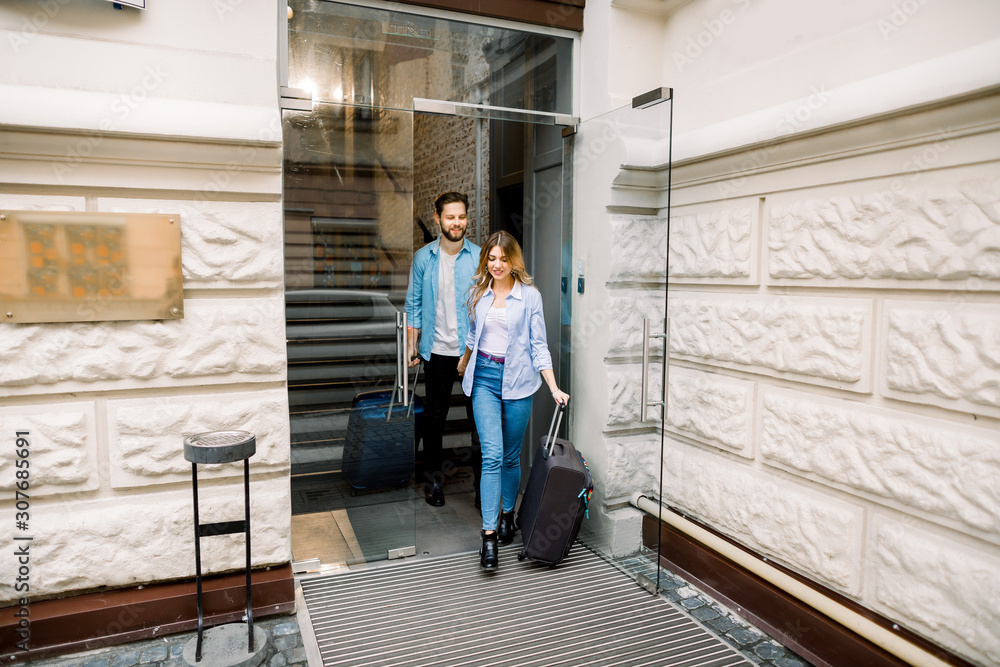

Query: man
[[405, 192, 482, 507]]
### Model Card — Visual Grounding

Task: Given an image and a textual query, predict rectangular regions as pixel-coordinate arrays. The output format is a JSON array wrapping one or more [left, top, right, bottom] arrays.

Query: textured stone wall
[[413, 115, 490, 247], [0, 195, 290, 604], [409, 29, 491, 247], [588, 92, 1000, 664], [0, 1, 288, 605]]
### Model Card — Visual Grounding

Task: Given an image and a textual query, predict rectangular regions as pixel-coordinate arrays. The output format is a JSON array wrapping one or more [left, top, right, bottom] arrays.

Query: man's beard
[[442, 226, 466, 242]]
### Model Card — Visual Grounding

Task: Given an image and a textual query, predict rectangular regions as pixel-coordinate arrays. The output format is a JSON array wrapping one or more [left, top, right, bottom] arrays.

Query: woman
[[457, 231, 570, 570]]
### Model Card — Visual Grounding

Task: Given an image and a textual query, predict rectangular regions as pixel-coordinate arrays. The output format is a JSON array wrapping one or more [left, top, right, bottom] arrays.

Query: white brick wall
[[760, 388, 1000, 537], [671, 207, 755, 281], [668, 368, 753, 457], [0, 0, 288, 605], [0, 403, 99, 495], [0, 482, 291, 602], [768, 179, 1000, 284], [0, 298, 285, 393], [871, 517, 1000, 660], [609, 215, 669, 282], [668, 293, 872, 388], [583, 82, 1000, 664], [108, 388, 290, 488], [883, 301, 1000, 418], [661, 444, 865, 594]]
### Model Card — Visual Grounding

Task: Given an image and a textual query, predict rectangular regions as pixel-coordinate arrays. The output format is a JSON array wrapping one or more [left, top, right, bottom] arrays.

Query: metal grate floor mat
[[300, 544, 753, 667]]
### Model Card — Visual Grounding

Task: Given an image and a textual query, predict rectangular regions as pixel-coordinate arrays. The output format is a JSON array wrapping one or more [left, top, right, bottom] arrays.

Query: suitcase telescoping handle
[[542, 404, 565, 459], [387, 361, 420, 422]]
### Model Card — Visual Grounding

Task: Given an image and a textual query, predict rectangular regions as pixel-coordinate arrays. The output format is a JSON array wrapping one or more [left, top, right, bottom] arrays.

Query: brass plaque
[[0, 210, 183, 324]]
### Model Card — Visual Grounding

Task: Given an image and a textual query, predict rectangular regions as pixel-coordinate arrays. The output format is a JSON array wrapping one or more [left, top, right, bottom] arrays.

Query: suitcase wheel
[[548, 564, 556, 569], [516, 553, 525, 562]]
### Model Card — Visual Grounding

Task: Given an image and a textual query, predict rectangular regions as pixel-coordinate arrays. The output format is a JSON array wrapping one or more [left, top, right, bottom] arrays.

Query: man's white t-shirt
[[431, 248, 461, 356]]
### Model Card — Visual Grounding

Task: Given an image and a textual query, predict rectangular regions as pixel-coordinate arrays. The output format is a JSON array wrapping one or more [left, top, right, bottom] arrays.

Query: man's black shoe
[[424, 482, 445, 507]]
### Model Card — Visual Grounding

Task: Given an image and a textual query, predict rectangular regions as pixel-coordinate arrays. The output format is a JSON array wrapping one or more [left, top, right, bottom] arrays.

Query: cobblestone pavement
[[615, 554, 813, 667], [25, 616, 306, 667]]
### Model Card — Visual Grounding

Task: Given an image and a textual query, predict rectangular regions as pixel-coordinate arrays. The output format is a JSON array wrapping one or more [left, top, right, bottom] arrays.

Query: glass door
[[413, 97, 578, 502], [284, 101, 417, 569], [283, 0, 578, 569], [571, 91, 674, 582]]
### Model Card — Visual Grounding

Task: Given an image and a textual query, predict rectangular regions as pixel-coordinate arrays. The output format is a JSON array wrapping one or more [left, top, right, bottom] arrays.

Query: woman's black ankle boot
[[497, 511, 516, 546], [480, 530, 498, 570]]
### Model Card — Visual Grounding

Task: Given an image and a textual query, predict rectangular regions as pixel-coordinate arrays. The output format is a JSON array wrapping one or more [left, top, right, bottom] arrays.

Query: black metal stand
[[184, 431, 257, 663]]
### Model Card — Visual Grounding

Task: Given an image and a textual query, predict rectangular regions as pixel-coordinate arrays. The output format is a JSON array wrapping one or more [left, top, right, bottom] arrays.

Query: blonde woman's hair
[[466, 231, 532, 320]]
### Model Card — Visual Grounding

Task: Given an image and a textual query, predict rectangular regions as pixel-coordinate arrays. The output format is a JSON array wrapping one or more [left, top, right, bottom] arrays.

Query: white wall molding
[[671, 39, 1000, 165], [0, 124, 282, 197], [611, 86, 1000, 207], [611, 0, 695, 18], [0, 83, 281, 144]]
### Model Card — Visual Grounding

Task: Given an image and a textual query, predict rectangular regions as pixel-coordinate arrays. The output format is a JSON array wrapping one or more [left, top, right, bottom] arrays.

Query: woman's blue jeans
[[471, 355, 533, 532]]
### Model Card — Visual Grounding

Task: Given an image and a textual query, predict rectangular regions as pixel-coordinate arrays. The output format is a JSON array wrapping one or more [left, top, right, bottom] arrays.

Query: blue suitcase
[[343, 365, 423, 493]]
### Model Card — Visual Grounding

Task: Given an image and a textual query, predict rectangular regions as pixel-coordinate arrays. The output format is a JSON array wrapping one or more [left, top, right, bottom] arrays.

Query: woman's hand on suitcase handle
[[541, 369, 569, 406], [551, 389, 570, 407]]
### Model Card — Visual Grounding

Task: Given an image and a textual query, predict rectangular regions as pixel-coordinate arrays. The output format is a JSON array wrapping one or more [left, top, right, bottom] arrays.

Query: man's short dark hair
[[434, 192, 469, 216]]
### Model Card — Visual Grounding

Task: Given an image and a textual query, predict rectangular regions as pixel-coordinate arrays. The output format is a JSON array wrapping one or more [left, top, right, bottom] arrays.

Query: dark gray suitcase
[[516, 406, 593, 566]]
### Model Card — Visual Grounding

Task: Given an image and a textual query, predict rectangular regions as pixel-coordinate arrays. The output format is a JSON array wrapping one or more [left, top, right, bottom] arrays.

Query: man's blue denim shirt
[[405, 237, 481, 361]]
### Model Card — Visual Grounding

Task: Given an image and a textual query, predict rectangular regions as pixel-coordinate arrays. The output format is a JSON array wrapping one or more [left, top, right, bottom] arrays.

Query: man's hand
[[407, 328, 420, 367]]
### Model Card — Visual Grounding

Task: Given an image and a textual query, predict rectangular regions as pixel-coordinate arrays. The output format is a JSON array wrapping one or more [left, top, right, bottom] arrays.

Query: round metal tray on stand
[[182, 431, 266, 667]]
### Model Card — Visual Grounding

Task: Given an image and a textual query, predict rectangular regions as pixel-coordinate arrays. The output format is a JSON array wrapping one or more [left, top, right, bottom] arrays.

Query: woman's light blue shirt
[[461, 280, 553, 400]]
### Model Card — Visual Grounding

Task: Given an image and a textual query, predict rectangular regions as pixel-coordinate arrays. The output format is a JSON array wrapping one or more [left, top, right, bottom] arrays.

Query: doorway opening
[[282, 0, 576, 572]]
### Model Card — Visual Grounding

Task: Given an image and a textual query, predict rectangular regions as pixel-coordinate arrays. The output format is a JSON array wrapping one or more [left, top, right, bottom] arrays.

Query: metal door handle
[[401, 312, 409, 407], [640, 317, 668, 423], [394, 311, 405, 408], [387, 319, 419, 422]]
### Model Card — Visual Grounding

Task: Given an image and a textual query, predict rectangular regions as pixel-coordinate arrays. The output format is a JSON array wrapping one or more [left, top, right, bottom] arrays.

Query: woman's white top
[[462, 280, 553, 400], [478, 306, 509, 356]]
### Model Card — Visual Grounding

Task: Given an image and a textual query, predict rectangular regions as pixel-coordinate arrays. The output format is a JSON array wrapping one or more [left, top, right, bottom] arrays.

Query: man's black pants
[[421, 353, 481, 493]]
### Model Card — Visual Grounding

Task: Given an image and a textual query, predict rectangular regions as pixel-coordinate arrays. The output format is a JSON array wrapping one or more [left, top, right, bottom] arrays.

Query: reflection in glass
[[284, 103, 416, 565], [288, 0, 573, 114]]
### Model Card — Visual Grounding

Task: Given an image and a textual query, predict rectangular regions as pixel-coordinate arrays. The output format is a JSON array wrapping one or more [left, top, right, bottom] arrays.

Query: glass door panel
[[284, 101, 416, 568], [412, 101, 576, 497], [283, 0, 580, 570], [571, 94, 673, 586], [287, 0, 574, 115]]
